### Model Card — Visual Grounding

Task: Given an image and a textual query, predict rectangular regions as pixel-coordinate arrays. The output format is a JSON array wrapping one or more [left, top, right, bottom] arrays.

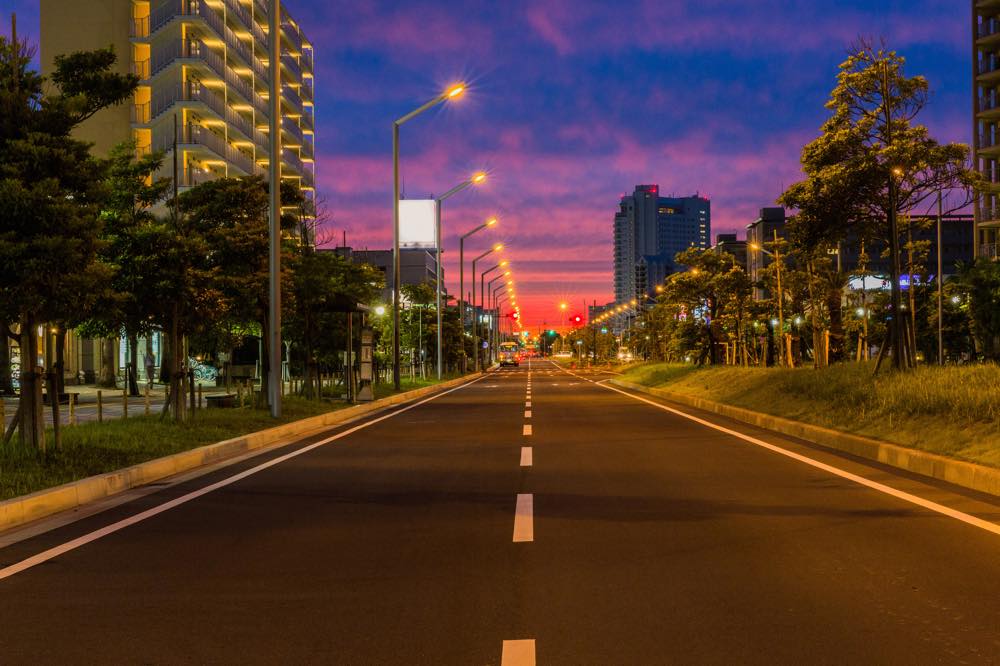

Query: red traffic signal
[[571, 314, 583, 326], [511, 311, 520, 320]]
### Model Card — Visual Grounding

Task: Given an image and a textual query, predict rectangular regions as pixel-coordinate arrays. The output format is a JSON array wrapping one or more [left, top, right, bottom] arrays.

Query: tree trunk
[[0, 321, 15, 396], [826, 285, 844, 363], [159, 331, 172, 385], [18, 314, 43, 449], [54, 325, 67, 395], [127, 332, 140, 396], [97, 337, 117, 388]]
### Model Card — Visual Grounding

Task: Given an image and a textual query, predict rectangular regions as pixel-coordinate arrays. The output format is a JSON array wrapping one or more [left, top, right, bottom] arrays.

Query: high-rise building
[[40, 0, 315, 200], [613, 185, 710, 303], [973, 3, 1000, 258]]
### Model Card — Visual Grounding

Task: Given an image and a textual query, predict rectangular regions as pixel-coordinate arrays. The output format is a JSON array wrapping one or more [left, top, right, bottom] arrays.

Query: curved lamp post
[[459, 217, 497, 374], [392, 82, 466, 390], [471, 246, 503, 371], [479, 263, 507, 370], [433, 173, 486, 380]]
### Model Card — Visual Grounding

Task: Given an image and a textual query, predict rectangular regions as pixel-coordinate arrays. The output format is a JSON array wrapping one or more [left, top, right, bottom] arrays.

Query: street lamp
[[433, 172, 487, 380], [392, 82, 466, 390], [479, 264, 507, 369], [749, 230, 786, 367], [472, 246, 504, 371], [460, 218, 498, 374]]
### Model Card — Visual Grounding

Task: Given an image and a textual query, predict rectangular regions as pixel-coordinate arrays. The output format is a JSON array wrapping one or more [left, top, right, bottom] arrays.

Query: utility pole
[[937, 191, 944, 365], [267, 0, 283, 416]]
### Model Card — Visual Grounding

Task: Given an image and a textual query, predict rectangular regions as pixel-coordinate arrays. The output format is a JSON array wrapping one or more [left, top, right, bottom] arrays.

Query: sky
[[8, 0, 971, 328]]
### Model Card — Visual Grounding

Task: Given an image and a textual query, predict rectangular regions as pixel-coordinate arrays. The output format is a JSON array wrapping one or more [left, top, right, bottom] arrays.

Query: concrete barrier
[[610, 379, 1000, 499], [0, 374, 482, 534]]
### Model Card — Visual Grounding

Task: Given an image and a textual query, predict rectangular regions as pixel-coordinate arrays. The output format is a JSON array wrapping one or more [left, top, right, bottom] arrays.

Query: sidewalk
[[1, 382, 232, 429]]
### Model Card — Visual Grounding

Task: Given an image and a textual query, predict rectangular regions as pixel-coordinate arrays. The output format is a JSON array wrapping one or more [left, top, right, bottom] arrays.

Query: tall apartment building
[[36, 0, 314, 385], [40, 0, 315, 199], [974, 1, 1000, 258], [613, 185, 710, 303]]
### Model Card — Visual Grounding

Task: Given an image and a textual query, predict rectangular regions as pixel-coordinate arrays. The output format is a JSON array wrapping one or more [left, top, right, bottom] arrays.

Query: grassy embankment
[[0, 374, 460, 501], [621, 362, 1000, 468]]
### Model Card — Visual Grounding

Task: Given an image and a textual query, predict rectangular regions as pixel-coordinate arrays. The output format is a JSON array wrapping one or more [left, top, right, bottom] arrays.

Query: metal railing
[[980, 20, 1000, 39], [281, 54, 301, 80], [282, 117, 303, 144], [300, 140, 313, 159], [281, 20, 302, 52], [282, 84, 301, 111], [982, 243, 1000, 259], [979, 58, 1000, 75], [980, 95, 1000, 112], [301, 169, 314, 189], [301, 108, 314, 131], [282, 148, 303, 174], [154, 122, 256, 175]]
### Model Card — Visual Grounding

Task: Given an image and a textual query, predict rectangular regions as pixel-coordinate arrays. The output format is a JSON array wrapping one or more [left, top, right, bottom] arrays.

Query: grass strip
[[621, 362, 1000, 469], [0, 375, 463, 501]]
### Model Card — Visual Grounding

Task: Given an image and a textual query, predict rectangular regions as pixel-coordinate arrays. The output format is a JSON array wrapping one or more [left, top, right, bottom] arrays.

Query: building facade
[[712, 233, 748, 269], [973, 1, 1000, 258], [36, 0, 315, 386], [332, 247, 446, 304], [613, 185, 710, 304], [40, 0, 315, 198]]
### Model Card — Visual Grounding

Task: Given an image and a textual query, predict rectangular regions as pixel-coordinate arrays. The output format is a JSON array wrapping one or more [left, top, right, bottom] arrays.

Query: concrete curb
[[609, 379, 1000, 499], [0, 374, 482, 534]]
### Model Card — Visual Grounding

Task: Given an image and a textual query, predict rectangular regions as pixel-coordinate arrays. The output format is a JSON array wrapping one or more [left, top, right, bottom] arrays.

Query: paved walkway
[[1, 383, 237, 429]]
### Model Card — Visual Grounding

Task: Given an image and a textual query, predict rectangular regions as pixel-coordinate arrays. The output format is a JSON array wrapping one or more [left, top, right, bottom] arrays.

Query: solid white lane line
[[513, 494, 534, 542], [520, 447, 533, 467], [558, 364, 1000, 539], [523, 424, 532, 436], [0, 376, 487, 582], [501, 639, 536, 666], [524, 410, 532, 418]]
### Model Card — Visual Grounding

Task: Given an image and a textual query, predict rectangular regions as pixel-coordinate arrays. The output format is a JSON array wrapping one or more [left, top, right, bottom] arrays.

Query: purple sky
[[8, 1, 971, 327]]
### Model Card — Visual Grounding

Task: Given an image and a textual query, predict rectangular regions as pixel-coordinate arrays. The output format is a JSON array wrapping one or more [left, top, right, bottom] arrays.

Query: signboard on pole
[[358, 328, 374, 402], [399, 199, 438, 249]]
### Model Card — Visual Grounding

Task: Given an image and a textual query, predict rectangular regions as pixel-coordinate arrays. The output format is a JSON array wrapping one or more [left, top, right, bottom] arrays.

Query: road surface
[[2, 359, 1000, 664]]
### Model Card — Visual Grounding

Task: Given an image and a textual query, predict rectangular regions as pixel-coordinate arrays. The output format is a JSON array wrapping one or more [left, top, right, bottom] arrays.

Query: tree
[[952, 259, 1000, 361], [0, 31, 137, 447], [779, 39, 980, 371], [79, 140, 171, 395]]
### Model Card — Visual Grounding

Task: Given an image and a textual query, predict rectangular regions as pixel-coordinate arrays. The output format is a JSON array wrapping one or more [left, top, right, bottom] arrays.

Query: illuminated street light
[[459, 217, 499, 374], [433, 171, 489, 380], [392, 81, 468, 389]]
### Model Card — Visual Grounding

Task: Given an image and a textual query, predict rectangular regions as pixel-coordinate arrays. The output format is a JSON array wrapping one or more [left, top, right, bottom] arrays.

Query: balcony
[[281, 20, 302, 52], [979, 58, 1000, 76], [282, 117, 303, 144], [154, 123, 257, 175], [282, 148, 303, 174], [222, 0, 252, 35], [282, 85, 301, 111], [132, 59, 150, 80], [301, 108, 314, 131], [281, 54, 302, 80], [131, 102, 150, 124], [979, 20, 1000, 39], [150, 0, 262, 80], [301, 169, 314, 189], [130, 16, 149, 38], [980, 95, 1000, 113], [981, 243, 1000, 259]]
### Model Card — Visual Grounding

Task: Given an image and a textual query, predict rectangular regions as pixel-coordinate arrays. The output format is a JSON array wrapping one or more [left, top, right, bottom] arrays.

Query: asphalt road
[[2, 359, 1000, 664]]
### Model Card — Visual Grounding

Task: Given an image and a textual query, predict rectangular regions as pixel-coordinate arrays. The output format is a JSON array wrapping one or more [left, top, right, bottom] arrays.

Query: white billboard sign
[[400, 199, 438, 249]]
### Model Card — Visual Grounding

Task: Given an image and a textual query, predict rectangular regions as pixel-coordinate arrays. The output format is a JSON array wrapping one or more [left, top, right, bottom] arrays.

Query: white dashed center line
[[523, 424, 532, 436], [501, 639, 536, 665], [524, 410, 532, 418], [513, 493, 534, 542], [520, 447, 533, 467]]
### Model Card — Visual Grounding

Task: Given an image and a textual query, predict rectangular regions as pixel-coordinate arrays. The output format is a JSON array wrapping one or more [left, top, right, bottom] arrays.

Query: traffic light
[[572, 314, 583, 326], [548, 330, 556, 337], [512, 311, 520, 320]]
